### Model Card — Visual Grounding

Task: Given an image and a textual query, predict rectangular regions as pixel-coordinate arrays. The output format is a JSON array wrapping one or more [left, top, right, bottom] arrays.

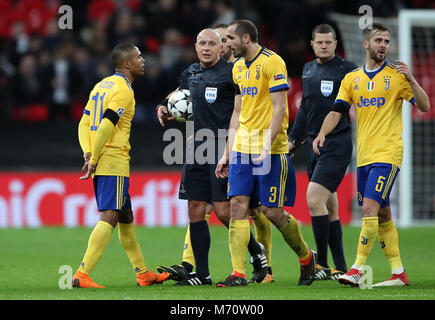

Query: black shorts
[[179, 163, 260, 209], [306, 133, 352, 193], [179, 163, 228, 202]]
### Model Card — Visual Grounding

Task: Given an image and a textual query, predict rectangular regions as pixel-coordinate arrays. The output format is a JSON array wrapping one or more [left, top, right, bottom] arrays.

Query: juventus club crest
[[320, 80, 333, 97], [384, 76, 391, 90]]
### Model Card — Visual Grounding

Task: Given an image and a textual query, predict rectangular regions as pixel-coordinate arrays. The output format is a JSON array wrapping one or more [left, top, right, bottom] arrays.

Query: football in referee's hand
[[168, 90, 193, 122]]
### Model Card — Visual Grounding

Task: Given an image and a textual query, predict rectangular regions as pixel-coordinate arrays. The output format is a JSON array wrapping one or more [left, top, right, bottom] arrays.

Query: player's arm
[[216, 94, 241, 179], [396, 60, 430, 112], [312, 110, 343, 155], [78, 109, 92, 174], [78, 109, 91, 157], [253, 89, 287, 163], [80, 109, 120, 180]]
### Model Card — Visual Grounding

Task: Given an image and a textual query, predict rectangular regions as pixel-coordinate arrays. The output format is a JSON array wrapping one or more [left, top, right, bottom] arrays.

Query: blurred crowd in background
[[0, 0, 433, 123]]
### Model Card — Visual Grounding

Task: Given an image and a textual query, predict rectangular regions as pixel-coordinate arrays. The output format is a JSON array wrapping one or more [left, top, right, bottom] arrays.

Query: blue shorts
[[357, 163, 399, 208], [228, 152, 296, 208], [93, 175, 131, 211]]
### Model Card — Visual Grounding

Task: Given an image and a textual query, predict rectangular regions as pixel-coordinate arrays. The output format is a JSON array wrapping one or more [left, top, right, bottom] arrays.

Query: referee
[[289, 24, 357, 280]]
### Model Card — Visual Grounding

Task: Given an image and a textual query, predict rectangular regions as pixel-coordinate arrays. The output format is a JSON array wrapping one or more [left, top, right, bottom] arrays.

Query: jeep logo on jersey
[[240, 85, 258, 97], [356, 96, 386, 108], [116, 107, 125, 117], [205, 87, 217, 103], [320, 80, 333, 97]]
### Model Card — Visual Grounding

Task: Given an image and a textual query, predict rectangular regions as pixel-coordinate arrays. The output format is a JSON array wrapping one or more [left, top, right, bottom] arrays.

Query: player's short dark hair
[[111, 43, 136, 69], [229, 19, 258, 43], [213, 23, 229, 29], [362, 23, 390, 41], [312, 24, 336, 40]]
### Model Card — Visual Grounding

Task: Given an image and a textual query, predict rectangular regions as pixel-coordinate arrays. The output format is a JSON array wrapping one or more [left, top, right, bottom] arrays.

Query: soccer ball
[[167, 89, 193, 122]]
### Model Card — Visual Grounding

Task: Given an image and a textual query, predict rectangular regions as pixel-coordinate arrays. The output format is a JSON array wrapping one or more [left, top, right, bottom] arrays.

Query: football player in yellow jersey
[[72, 43, 170, 288], [215, 19, 316, 287], [313, 23, 430, 287]]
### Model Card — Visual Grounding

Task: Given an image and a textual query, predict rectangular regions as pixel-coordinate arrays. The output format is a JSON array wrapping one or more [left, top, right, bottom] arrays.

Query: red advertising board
[[0, 171, 355, 228]]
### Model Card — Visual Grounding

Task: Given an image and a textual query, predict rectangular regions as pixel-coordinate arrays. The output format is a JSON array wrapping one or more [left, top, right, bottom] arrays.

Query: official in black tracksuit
[[289, 24, 357, 278]]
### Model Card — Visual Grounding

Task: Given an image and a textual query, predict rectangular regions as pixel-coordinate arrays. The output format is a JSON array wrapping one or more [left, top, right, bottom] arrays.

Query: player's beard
[[233, 41, 247, 58], [368, 44, 386, 64]]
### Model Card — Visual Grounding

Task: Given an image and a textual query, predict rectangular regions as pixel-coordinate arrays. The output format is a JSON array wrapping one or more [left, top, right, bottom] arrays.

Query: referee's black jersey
[[290, 55, 357, 141], [179, 58, 235, 137]]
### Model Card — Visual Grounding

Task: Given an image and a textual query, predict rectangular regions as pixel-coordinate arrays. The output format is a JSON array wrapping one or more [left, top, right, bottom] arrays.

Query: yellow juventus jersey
[[335, 62, 415, 167], [83, 72, 135, 176], [232, 46, 290, 154]]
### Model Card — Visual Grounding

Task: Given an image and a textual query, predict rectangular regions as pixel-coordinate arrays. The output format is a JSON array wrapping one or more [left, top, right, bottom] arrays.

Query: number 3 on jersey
[[90, 92, 106, 131]]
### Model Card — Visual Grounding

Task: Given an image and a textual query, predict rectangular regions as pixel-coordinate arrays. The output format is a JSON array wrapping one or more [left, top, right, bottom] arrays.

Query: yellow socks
[[182, 224, 196, 267], [229, 219, 251, 275], [353, 217, 378, 268], [378, 219, 404, 274], [79, 221, 114, 275], [118, 222, 148, 274], [251, 211, 272, 266], [279, 214, 310, 261]]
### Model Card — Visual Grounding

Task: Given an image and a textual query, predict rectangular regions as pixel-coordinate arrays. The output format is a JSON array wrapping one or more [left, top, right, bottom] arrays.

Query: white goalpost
[[398, 10, 435, 227], [330, 9, 435, 227]]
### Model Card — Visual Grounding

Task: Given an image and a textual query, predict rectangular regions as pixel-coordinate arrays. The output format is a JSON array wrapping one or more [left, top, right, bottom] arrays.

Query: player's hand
[[215, 156, 229, 179], [312, 134, 325, 156], [80, 162, 96, 180], [252, 148, 268, 164], [157, 105, 174, 126], [396, 60, 415, 82]]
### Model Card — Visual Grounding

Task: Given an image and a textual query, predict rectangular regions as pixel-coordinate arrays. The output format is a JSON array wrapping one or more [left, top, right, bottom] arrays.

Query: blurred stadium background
[[0, 0, 434, 229]]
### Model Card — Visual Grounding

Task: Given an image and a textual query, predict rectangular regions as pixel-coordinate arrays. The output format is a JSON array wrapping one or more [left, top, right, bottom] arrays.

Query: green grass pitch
[[0, 225, 434, 300]]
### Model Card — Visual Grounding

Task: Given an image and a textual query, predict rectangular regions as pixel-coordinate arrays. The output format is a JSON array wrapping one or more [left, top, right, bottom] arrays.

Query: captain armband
[[103, 108, 121, 126], [331, 101, 349, 114]]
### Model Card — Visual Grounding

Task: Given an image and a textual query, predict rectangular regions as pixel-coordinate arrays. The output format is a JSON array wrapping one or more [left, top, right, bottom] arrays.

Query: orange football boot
[[137, 271, 170, 286], [72, 271, 105, 288]]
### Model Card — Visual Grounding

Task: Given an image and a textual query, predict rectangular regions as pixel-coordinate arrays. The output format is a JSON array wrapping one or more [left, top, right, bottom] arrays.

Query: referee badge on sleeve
[[205, 87, 217, 103], [320, 80, 333, 97]]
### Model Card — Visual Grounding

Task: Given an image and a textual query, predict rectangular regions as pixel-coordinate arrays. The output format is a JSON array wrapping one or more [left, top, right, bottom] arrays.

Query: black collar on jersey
[[363, 61, 387, 80]]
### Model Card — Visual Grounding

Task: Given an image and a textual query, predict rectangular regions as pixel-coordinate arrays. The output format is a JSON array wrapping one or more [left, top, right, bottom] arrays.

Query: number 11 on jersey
[[90, 92, 106, 131]]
